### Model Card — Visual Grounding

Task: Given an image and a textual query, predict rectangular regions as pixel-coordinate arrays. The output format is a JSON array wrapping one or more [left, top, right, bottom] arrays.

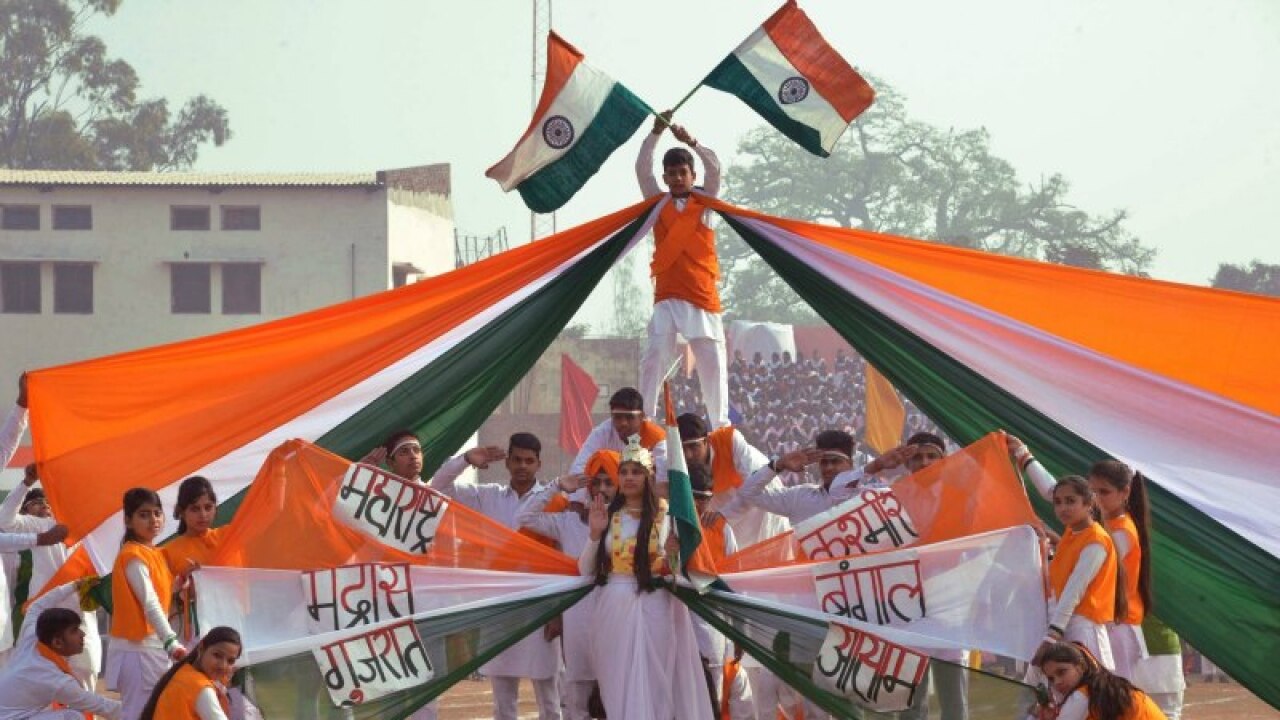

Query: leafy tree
[[717, 76, 1153, 322], [1210, 260, 1280, 297], [0, 0, 231, 170]]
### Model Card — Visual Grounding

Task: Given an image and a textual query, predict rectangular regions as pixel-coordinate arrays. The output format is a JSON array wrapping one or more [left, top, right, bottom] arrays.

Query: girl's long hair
[[173, 475, 218, 536], [1039, 641, 1138, 720], [121, 487, 162, 545], [1090, 460, 1153, 614], [139, 626, 242, 720], [593, 461, 661, 593]]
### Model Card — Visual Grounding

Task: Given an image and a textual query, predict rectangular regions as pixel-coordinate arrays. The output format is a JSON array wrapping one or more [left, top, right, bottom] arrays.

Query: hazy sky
[[91, 0, 1279, 313]]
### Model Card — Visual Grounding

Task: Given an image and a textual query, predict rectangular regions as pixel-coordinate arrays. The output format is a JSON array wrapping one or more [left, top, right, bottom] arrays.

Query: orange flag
[[863, 361, 905, 455]]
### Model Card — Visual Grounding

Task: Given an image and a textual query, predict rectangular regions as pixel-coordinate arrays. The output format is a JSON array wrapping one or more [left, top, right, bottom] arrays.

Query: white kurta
[[0, 584, 121, 720], [0, 405, 26, 617], [0, 487, 101, 680], [736, 466, 872, 525], [577, 512, 713, 720], [0, 531, 37, 654], [430, 456, 561, 680], [701, 429, 791, 548], [569, 420, 669, 481]]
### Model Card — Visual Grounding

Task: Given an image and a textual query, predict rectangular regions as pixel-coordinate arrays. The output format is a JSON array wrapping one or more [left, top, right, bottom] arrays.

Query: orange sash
[[1078, 685, 1166, 719], [154, 663, 231, 720], [37, 643, 91, 720]]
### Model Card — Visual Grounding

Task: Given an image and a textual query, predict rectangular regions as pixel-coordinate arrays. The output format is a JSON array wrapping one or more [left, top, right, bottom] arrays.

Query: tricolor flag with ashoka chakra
[[486, 32, 652, 213], [703, 0, 875, 157]]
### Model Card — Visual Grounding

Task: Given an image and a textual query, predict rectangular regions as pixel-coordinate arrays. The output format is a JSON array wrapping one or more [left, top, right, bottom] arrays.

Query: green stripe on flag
[[517, 84, 652, 213], [665, 423, 704, 585], [721, 212, 1280, 709], [703, 54, 829, 158]]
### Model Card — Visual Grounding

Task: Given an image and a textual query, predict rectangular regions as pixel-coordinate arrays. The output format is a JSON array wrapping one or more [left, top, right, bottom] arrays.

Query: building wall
[[0, 183, 453, 392]]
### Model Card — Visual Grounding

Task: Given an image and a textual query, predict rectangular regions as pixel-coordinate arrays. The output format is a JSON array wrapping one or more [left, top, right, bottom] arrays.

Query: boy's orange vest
[[1107, 515, 1145, 625], [651, 195, 722, 313], [708, 427, 745, 493], [702, 513, 730, 565], [111, 541, 173, 642], [155, 663, 230, 719], [1049, 522, 1117, 625]]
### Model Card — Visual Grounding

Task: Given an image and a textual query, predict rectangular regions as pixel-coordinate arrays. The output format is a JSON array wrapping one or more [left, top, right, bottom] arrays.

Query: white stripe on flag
[[733, 28, 848, 152]]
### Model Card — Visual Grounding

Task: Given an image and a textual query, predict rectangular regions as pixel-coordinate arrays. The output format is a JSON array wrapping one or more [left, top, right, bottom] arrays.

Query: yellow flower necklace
[[609, 502, 666, 575]]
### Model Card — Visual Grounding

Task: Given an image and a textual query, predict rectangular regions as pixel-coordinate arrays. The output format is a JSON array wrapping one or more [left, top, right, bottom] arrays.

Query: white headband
[[390, 439, 422, 457]]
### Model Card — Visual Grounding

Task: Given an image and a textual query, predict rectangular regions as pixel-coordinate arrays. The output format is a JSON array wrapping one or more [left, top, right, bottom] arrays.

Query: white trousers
[[640, 334, 729, 428], [491, 674, 561, 720], [1106, 622, 1148, 681], [564, 679, 594, 720], [709, 662, 757, 720], [105, 645, 170, 720]]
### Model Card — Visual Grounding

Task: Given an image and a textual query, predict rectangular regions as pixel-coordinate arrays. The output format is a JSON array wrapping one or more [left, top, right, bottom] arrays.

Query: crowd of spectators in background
[[668, 346, 945, 463]]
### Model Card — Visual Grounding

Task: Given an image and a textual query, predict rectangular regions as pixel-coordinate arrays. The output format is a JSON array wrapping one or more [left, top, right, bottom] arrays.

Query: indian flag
[[703, 0, 875, 157], [663, 384, 721, 592], [486, 32, 652, 213], [28, 198, 661, 580]]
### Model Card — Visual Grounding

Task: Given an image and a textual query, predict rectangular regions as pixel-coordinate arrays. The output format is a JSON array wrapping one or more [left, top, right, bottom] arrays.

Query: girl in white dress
[[578, 436, 713, 720]]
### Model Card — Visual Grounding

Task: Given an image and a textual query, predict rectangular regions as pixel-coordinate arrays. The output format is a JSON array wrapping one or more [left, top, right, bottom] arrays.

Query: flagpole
[[652, 77, 707, 128]]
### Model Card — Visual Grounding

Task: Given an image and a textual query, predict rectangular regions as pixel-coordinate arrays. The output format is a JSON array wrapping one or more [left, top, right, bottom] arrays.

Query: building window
[[171, 206, 211, 231], [1, 205, 40, 230], [53, 262, 94, 314], [52, 205, 92, 230], [222, 262, 261, 314], [171, 263, 211, 313], [221, 206, 261, 231], [0, 262, 41, 313]]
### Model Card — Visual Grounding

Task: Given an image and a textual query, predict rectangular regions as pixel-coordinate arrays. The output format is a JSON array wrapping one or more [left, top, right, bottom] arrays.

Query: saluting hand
[[866, 444, 917, 475], [359, 447, 388, 467], [464, 446, 506, 469], [587, 495, 609, 541], [777, 447, 822, 473]]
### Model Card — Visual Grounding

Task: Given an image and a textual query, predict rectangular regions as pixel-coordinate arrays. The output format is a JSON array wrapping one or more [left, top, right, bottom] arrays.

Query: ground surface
[[435, 676, 1279, 719]]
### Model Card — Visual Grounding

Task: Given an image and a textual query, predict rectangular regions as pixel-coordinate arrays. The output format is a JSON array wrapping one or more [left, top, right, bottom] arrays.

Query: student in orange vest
[[570, 388, 669, 484], [139, 626, 241, 720], [1031, 641, 1166, 720], [1087, 461, 1152, 681], [676, 412, 789, 549], [1040, 477, 1119, 671], [163, 476, 227, 644], [106, 488, 187, 720], [635, 110, 730, 430]]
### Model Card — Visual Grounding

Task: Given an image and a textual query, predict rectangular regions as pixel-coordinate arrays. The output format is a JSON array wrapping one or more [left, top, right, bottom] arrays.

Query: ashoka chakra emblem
[[542, 115, 575, 149], [778, 77, 810, 105]]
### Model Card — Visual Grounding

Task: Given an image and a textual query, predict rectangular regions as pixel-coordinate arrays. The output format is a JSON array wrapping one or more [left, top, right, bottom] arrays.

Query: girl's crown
[[621, 434, 654, 472]]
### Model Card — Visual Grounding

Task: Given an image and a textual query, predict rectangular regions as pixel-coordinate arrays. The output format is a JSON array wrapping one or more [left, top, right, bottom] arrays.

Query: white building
[[0, 164, 455, 486]]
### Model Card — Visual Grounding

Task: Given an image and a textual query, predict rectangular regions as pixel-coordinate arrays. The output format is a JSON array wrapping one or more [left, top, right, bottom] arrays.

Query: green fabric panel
[[723, 213, 1280, 710], [702, 54, 830, 157], [517, 84, 653, 213], [240, 585, 591, 719], [673, 586, 1033, 719]]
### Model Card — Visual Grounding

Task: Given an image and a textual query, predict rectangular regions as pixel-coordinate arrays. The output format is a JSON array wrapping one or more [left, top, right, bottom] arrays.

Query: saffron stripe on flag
[[704, 51, 832, 157], [760, 0, 873, 120]]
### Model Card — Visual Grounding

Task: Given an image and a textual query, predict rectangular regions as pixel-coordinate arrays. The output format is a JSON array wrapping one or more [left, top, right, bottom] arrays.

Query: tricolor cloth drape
[[27, 195, 1279, 709]]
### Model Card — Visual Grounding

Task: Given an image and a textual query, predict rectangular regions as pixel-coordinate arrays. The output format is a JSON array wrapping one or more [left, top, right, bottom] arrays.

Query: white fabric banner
[[313, 618, 433, 707], [793, 487, 919, 560], [812, 620, 930, 712], [333, 463, 449, 555], [721, 525, 1047, 661], [196, 565, 586, 663]]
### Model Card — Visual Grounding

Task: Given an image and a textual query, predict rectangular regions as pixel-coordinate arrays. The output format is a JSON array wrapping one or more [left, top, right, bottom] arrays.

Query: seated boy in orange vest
[[636, 110, 729, 428]]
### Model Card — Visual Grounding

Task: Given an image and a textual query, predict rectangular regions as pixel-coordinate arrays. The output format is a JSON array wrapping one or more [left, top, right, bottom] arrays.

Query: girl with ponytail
[[1089, 460, 1153, 680]]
